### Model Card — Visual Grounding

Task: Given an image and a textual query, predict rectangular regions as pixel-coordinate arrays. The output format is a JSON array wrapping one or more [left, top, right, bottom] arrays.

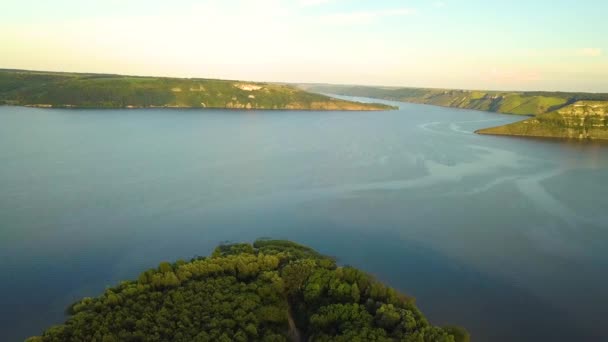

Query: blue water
[[1, 98, 607, 341]]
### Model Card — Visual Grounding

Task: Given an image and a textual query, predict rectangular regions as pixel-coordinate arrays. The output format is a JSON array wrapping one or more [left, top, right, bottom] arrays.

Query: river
[[1, 97, 607, 341]]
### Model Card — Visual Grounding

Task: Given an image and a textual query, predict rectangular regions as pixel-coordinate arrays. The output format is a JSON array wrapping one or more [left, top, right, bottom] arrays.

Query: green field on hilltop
[[0, 69, 394, 111]]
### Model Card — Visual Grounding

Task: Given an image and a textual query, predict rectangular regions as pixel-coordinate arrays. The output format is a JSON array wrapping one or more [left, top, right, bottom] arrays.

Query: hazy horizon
[[2, 0, 607, 92]]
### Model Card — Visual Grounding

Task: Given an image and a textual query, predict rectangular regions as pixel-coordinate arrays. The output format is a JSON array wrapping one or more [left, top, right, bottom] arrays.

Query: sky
[[2, 0, 608, 92]]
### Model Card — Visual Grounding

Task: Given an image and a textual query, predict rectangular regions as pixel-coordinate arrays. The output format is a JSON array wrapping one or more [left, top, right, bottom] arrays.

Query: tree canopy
[[27, 240, 468, 342]]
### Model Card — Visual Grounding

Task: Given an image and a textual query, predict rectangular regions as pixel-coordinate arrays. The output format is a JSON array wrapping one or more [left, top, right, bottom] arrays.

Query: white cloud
[[577, 48, 602, 57], [320, 8, 416, 25]]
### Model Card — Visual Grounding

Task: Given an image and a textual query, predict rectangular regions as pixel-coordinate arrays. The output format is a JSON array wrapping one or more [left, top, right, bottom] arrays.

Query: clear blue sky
[[2, 0, 607, 91]]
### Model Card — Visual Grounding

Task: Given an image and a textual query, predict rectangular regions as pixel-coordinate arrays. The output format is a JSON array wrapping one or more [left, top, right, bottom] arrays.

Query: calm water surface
[[1, 97, 607, 341]]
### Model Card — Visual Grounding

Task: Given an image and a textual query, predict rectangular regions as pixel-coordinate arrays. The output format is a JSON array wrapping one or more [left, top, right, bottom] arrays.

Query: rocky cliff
[[476, 101, 608, 140]]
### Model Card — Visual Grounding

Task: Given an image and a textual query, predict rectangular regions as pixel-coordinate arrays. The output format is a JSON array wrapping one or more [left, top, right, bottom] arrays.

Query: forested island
[[0, 69, 394, 111], [26, 240, 468, 342], [304, 84, 608, 140]]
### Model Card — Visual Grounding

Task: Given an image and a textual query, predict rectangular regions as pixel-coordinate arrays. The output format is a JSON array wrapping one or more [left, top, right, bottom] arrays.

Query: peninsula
[[0, 69, 394, 111], [27, 240, 468, 342], [303, 84, 608, 140]]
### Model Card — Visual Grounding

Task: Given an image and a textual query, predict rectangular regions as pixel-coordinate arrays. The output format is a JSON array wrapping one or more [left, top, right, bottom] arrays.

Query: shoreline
[[474, 129, 608, 143], [3, 103, 396, 112]]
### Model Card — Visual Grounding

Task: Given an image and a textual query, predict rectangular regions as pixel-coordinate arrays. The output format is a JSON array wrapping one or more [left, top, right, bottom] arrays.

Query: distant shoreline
[[1, 103, 393, 112], [0, 69, 396, 112], [306, 85, 608, 141]]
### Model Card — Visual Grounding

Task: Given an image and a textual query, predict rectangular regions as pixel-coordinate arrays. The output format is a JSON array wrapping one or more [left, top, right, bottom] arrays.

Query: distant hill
[[0, 69, 394, 111], [26, 240, 468, 342], [303, 84, 608, 140]]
